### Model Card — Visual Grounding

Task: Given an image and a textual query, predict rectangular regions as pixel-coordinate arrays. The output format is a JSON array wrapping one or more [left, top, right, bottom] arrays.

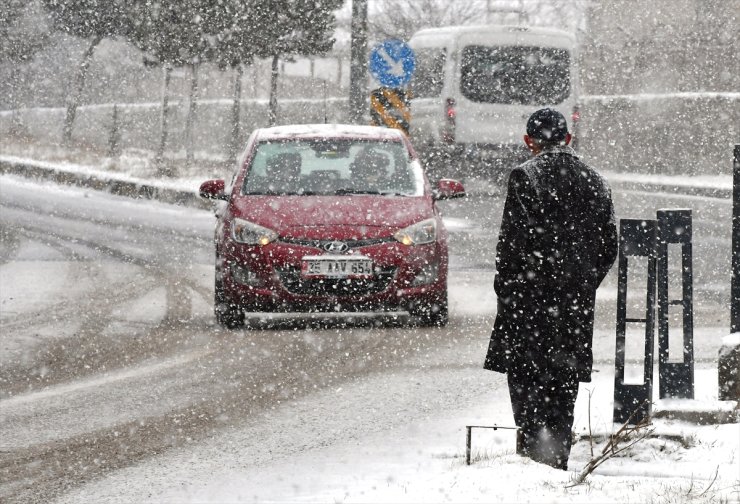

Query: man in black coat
[[484, 108, 618, 470]]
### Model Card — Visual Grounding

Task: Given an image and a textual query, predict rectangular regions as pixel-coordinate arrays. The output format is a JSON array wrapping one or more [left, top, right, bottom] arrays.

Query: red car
[[199, 124, 465, 328]]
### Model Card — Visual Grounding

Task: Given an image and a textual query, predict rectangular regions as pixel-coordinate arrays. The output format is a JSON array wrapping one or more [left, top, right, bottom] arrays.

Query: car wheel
[[410, 293, 449, 327], [215, 271, 244, 329]]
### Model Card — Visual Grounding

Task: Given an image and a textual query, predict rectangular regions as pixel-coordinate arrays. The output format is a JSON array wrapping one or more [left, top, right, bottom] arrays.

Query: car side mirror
[[433, 178, 466, 201], [199, 179, 228, 200]]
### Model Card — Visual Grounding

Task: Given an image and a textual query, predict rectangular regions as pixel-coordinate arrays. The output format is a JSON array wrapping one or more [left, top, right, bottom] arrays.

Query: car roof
[[253, 124, 407, 142]]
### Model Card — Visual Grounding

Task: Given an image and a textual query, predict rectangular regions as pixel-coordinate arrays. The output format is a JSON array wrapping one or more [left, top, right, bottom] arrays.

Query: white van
[[407, 25, 579, 179]]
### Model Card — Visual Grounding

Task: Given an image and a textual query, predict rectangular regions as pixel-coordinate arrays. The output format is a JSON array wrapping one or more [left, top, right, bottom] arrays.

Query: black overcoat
[[484, 146, 618, 382]]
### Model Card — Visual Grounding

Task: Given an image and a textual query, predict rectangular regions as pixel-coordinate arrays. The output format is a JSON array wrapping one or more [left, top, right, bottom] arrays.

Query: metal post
[[466, 426, 472, 465], [720, 145, 740, 401], [657, 209, 694, 399], [349, 0, 368, 124], [614, 219, 657, 425], [732, 145, 740, 333], [464, 425, 518, 465]]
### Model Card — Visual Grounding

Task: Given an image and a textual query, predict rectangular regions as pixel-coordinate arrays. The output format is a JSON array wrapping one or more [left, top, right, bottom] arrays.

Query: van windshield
[[409, 48, 446, 98], [460, 45, 570, 105]]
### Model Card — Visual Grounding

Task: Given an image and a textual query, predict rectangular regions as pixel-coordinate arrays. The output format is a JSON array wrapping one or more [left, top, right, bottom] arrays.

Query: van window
[[409, 49, 446, 98], [460, 45, 570, 105]]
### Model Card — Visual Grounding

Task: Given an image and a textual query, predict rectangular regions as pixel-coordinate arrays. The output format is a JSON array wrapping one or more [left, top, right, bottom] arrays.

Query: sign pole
[[732, 145, 740, 333], [349, 0, 369, 124], [721, 145, 740, 401], [367, 40, 416, 135]]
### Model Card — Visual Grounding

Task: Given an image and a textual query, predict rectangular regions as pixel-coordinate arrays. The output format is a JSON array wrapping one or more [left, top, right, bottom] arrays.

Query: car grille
[[276, 266, 397, 297], [278, 237, 395, 249]]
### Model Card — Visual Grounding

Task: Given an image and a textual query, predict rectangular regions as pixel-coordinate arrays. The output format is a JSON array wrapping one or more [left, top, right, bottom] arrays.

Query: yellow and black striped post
[[370, 87, 411, 135]]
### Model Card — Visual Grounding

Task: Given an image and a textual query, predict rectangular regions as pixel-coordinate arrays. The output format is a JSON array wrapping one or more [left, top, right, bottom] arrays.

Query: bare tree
[[523, 0, 589, 38], [368, 0, 486, 42], [368, 0, 588, 43]]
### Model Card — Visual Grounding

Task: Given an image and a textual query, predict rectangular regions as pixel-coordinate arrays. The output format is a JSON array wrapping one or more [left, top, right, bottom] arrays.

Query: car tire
[[215, 273, 244, 329], [410, 293, 449, 327]]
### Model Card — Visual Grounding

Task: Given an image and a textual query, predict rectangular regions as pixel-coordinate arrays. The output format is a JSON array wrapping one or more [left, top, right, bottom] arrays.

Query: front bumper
[[220, 238, 448, 312]]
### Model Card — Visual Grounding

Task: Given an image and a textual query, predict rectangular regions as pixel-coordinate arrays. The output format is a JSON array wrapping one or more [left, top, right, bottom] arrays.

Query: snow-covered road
[[1, 174, 736, 503]]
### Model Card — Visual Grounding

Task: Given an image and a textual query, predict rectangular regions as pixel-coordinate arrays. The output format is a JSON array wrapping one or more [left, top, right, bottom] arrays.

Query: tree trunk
[[185, 62, 200, 170], [269, 54, 279, 127], [228, 64, 244, 166], [322, 80, 328, 124], [336, 55, 342, 87], [63, 35, 102, 144], [8, 66, 23, 135], [155, 65, 172, 174], [107, 104, 121, 158]]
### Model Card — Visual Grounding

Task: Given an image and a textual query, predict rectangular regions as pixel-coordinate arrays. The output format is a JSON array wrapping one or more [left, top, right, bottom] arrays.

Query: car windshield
[[460, 45, 570, 105], [241, 139, 424, 196]]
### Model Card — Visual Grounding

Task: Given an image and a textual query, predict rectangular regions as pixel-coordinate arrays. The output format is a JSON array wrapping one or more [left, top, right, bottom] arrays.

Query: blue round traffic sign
[[369, 39, 416, 87]]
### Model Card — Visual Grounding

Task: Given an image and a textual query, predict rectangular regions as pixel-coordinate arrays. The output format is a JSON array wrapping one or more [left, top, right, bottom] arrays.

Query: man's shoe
[[515, 430, 527, 456]]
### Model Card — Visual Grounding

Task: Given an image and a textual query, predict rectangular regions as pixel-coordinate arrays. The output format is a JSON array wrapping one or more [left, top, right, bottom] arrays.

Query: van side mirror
[[433, 178, 466, 200], [199, 179, 228, 200]]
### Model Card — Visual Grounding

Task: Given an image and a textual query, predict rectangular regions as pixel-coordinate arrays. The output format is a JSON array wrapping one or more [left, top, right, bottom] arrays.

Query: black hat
[[526, 108, 568, 143]]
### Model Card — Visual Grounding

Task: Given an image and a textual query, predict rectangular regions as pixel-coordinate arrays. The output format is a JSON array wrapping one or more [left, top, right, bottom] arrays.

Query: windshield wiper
[[334, 188, 381, 195], [244, 190, 315, 196]]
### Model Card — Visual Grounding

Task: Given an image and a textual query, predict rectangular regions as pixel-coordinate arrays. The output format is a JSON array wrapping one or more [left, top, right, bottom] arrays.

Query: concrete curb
[[653, 408, 739, 425], [0, 159, 211, 210], [611, 180, 731, 199]]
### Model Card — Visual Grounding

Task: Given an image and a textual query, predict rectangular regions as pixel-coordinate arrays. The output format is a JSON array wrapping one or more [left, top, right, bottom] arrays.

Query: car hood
[[232, 195, 434, 239]]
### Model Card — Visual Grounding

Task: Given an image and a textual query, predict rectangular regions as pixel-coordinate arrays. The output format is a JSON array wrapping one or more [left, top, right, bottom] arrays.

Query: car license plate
[[301, 255, 373, 278]]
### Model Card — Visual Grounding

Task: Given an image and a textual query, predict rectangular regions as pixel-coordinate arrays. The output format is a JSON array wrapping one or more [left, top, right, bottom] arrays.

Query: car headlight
[[231, 218, 278, 245], [394, 218, 437, 246]]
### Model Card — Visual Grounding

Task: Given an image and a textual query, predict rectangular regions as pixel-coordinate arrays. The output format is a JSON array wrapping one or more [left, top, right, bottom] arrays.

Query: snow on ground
[[2, 155, 738, 503], [53, 361, 739, 504]]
